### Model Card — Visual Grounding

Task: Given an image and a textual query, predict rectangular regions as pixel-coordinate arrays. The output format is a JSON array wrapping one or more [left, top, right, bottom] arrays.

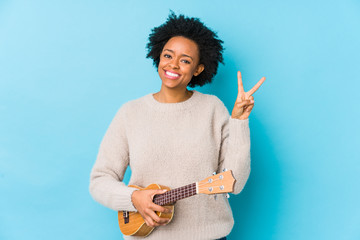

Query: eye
[[181, 59, 191, 64], [163, 54, 171, 58]]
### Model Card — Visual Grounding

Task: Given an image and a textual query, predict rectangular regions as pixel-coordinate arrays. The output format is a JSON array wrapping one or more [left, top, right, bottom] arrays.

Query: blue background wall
[[1, 0, 359, 239]]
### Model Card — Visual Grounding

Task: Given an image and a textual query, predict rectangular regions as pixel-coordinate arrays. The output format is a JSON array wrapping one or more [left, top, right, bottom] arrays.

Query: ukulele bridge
[[123, 211, 129, 224]]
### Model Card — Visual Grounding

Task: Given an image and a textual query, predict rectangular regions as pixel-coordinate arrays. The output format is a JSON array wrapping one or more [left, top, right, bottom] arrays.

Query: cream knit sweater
[[89, 90, 251, 240]]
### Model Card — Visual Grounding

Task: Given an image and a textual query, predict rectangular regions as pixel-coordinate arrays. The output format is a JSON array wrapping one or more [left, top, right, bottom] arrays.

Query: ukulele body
[[118, 183, 175, 237]]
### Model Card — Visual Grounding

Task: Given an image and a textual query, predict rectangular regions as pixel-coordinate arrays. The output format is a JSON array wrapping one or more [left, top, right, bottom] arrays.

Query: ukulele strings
[[154, 184, 196, 202], [154, 176, 225, 202]]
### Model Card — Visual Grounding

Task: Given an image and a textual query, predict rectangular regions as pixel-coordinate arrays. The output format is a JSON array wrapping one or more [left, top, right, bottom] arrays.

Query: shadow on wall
[[199, 58, 283, 239]]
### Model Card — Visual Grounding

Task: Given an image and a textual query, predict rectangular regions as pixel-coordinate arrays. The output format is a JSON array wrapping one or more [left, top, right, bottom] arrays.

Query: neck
[[154, 86, 193, 103], [153, 183, 197, 206]]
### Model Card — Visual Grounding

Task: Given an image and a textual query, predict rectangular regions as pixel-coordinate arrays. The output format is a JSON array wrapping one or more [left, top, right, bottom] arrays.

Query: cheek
[[158, 57, 168, 68], [186, 65, 198, 76], [158, 59, 165, 70]]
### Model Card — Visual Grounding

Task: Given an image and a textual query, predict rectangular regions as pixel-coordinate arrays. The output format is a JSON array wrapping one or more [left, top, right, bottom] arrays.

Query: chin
[[162, 83, 181, 89], [160, 78, 179, 89], [161, 78, 190, 90]]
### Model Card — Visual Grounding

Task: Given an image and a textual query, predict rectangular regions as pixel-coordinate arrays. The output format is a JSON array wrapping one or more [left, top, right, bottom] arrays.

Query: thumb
[[151, 189, 167, 198]]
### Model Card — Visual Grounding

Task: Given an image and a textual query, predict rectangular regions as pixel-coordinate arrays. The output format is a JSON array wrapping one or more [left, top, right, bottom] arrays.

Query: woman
[[89, 12, 265, 240]]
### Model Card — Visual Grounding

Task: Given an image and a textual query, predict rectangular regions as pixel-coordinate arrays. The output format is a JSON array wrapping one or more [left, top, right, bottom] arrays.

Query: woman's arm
[[217, 70, 265, 194], [89, 105, 172, 226], [217, 108, 251, 194], [89, 106, 138, 212]]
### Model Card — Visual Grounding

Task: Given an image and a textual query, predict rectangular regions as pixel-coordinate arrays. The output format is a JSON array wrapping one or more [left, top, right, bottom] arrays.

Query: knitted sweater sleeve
[[217, 101, 251, 195], [89, 105, 137, 212]]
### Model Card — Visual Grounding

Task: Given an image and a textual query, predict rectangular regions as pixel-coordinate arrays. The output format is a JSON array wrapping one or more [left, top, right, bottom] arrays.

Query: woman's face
[[157, 36, 204, 90]]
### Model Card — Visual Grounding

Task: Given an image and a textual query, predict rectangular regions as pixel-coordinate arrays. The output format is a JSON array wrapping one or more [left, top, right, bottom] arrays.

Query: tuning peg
[[226, 193, 230, 199], [222, 168, 227, 172], [212, 171, 217, 175]]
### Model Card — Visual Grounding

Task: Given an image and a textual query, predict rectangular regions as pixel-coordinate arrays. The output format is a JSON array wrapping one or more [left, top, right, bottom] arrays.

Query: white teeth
[[166, 71, 179, 77]]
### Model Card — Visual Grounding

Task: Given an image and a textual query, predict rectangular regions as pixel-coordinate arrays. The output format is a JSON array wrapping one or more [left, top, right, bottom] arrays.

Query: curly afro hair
[[146, 12, 224, 88]]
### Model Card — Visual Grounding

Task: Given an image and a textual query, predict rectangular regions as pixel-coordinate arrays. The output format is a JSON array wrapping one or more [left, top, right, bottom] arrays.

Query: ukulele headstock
[[198, 170, 235, 195]]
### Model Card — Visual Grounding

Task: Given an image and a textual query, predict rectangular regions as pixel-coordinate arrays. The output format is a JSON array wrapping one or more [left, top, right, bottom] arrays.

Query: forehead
[[163, 36, 199, 57]]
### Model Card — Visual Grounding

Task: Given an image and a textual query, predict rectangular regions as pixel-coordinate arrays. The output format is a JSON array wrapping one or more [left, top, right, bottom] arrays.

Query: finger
[[143, 214, 156, 227], [144, 209, 162, 227], [144, 219, 150, 227], [237, 71, 245, 95], [236, 100, 253, 108], [151, 202, 171, 213], [148, 210, 169, 225], [151, 190, 169, 211], [247, 77, 265, 96], [151, 189, 167, 200], [246, 103, 254, 112], [145, 216, 160, 227]]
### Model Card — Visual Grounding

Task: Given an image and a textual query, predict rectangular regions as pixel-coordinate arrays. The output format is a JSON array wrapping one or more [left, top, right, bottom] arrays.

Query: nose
[[168, 59, 179, 69]]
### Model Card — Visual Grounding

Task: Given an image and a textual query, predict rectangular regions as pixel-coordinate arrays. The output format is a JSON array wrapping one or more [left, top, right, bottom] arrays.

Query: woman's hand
[[231, 71, 266, 120], [131, 189, 171, 227]]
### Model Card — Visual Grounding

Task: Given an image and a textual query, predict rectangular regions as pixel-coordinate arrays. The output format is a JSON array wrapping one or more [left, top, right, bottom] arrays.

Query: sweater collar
[[145, 90, 201, 112]]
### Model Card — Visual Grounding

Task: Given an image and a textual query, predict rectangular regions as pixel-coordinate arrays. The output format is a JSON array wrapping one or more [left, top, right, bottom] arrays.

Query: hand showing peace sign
[[231, 71, 266, 120]]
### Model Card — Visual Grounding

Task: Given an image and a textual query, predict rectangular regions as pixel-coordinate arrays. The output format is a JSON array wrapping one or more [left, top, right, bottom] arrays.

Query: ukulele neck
[[153, 183, 197, 206]]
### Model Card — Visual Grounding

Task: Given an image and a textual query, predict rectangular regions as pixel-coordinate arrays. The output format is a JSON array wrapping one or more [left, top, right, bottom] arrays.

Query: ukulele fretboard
[[153, 183, 197, 206]]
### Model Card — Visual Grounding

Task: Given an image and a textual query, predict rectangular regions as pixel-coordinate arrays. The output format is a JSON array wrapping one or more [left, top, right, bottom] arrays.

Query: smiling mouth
[[165, 70, 181, 79]]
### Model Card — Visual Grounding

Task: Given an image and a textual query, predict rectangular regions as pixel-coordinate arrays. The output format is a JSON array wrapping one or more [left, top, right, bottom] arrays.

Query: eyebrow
[[163, 49, 193, 60]]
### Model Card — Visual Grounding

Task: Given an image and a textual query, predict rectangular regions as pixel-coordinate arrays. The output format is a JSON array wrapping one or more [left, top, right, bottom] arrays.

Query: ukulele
[[118, 170, 235, 237]]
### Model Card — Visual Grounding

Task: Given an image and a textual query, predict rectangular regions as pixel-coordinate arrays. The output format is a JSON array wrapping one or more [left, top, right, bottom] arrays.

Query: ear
[[193, 64, 204, 76]]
